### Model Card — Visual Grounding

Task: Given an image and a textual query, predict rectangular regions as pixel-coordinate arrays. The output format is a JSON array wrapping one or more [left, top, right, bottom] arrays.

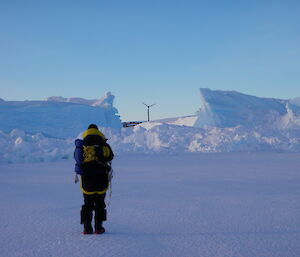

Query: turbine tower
[[143, 103, 155, 122]]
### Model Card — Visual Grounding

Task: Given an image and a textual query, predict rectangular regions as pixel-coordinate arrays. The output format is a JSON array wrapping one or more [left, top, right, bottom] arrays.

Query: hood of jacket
[[82, 128, 106, 140]]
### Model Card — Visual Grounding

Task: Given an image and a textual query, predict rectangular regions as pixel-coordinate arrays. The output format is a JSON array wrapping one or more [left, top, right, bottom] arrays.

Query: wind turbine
[[143, 103, 155, 122]]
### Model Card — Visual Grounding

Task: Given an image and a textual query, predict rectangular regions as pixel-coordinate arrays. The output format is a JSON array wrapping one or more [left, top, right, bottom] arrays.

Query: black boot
[[81, 205, 93, 234], [84, 220, 93, 234], [94, 220, 105, 234], [94, 208, 106, 234]]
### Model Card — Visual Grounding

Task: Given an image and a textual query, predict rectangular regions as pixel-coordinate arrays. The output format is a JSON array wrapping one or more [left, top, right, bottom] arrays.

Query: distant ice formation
[[194, 88, 300, 129], [1, 89, 300, 163], [0, 92, 121, 138]]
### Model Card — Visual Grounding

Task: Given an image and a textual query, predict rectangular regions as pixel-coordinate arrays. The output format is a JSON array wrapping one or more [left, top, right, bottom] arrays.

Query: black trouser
[[81, 193, 107, 230]]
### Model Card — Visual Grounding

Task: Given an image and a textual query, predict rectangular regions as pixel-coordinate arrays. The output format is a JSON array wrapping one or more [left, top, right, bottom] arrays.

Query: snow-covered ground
[[1, 153, 299, 257]]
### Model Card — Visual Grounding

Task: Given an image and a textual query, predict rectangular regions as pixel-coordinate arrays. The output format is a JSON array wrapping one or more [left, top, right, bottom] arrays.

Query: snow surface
[[152, 115, 198, 127], [46, 92, 117, 108], [1, 153, 299, 257]]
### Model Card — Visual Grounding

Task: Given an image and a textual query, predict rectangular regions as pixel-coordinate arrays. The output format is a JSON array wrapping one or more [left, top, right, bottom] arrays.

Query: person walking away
[[74, 124, 114, 234]]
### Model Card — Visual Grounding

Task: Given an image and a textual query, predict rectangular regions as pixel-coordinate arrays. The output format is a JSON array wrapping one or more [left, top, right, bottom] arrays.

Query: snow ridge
[[1, 124, 300, 164], [45, 91, 116, 108]]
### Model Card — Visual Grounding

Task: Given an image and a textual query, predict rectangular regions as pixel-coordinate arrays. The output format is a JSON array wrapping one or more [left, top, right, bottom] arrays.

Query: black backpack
[[82, 135, 114, 165], [80, 135, 114, 193]]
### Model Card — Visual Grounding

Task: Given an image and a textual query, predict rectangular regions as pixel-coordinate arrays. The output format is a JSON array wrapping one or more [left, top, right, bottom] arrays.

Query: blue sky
[[0, 0, 299, 121]]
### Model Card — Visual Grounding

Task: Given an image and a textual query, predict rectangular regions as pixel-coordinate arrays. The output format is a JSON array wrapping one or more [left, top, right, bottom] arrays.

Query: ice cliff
[[0, 92, 121, 138], [194, 88, 300, 129]]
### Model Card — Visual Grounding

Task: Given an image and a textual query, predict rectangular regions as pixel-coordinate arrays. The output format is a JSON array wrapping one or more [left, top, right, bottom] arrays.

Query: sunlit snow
[[0, 153, 299, 257]]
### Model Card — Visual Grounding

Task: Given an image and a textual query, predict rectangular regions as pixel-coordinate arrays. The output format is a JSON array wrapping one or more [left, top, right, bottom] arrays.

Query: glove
[[74, 174, 79, 184]]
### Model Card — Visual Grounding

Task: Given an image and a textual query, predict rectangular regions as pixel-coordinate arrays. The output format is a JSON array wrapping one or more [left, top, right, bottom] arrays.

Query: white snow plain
[[0, 153, 299, 257]]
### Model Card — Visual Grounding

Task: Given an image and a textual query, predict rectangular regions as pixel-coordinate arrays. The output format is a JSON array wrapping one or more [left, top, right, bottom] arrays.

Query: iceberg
[[0, 92, 121, 138], [194, 88, 300, 129]]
